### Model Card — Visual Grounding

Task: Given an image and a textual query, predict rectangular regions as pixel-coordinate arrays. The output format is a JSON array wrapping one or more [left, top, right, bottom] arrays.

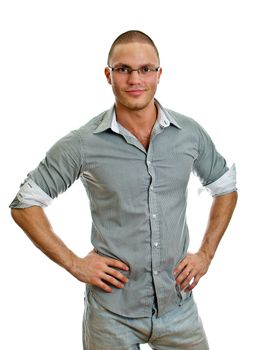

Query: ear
[[104, 67, 112, 85], [157, 67, 162, 84]]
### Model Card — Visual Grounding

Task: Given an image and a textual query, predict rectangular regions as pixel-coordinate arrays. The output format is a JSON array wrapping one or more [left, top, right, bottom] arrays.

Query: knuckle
[[108, 277, 121, 288], [112, 270, 120, 278], [115, 279, 123, 287], [176, 276, 182, 283], [91, 276, 99, 285], [115, 260, 122, 266], [117, 272, 126, 281], [178, 274, 184, 281], [107, 275, 116, 284], [94, 261, 104, 270], [101, 283, 111, 292], [121, 275, 128, 283]]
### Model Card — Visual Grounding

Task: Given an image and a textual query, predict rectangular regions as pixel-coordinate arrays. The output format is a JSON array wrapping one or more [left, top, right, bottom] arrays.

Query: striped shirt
[[10, 100, 237, 317]]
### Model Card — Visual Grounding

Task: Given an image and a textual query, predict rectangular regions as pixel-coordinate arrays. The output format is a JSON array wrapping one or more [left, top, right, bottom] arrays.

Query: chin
[[119, 97, 154, 112]]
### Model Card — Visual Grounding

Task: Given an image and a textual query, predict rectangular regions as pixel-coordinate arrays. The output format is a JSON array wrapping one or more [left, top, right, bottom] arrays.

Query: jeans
[[83, 291, 209, 350]]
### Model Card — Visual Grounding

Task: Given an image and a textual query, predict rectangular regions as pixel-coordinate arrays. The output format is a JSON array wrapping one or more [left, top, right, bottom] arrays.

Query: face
[[105, 42, 162, 112]]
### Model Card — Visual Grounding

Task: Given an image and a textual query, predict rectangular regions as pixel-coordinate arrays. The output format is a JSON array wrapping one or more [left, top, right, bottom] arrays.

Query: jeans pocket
[[175, 284, 192, 306]]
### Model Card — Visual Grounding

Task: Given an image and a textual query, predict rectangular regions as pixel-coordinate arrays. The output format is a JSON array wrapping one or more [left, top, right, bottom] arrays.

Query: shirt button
[[154, 242, 159, 247], [153, 270, 159, 275], [150, 186, 154, 191], [152, 214, 157, 218], [147, 160, 151, 165]]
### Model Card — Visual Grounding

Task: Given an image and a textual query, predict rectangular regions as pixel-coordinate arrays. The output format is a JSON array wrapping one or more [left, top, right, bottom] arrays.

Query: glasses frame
[[108, 65, 160, 75]]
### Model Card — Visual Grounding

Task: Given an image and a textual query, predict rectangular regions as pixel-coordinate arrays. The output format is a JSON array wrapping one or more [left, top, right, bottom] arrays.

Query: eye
[[116, 66, 130, 74], [141, 66, 152, 73]]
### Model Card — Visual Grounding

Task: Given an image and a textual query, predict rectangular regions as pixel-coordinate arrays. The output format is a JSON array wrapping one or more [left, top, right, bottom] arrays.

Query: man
[[10, 30, 237, 349]]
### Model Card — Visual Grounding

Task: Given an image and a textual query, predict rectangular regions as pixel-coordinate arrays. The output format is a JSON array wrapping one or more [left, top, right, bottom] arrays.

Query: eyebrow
[[112, 62, 157, 68]]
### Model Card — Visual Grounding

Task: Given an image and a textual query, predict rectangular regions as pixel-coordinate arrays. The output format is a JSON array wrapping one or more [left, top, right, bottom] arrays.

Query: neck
[[115, 101, 158, 135], [115, 100, 158, 150]]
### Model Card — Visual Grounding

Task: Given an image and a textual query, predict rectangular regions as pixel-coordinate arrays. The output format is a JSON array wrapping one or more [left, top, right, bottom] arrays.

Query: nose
[[127, 70, 141, 84]]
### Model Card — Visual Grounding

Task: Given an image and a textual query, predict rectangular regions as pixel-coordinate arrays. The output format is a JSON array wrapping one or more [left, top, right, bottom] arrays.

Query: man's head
[[105, 30, 162, 112], [107, 30, 160, 66]]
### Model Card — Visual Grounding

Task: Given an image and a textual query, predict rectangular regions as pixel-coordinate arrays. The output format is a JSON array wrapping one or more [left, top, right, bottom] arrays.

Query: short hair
[[107, 30, 160, 65]]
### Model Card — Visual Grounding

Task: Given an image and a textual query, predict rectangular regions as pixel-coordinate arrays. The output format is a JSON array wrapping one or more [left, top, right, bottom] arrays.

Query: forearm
[[174, 191, 238, 290], [198, 191, 238, 262], [11, 206, 77, 274], [11, 206, 130, 291]]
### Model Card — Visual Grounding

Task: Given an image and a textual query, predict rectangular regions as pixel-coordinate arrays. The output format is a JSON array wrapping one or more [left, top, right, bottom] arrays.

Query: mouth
[[125, 89, 145, 97]]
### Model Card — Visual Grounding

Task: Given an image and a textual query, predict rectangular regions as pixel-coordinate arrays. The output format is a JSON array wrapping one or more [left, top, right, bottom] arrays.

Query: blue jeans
[[83, 291, 209, 350]]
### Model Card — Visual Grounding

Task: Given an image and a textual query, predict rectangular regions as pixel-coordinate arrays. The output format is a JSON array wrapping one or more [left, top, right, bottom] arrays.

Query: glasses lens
[[110, 65, 159, 75], [140, 66, 159, 74]]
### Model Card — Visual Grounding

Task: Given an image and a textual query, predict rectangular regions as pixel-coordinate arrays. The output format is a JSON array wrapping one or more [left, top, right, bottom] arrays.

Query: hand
[[71, 249, 130, 293], [173, 252, 211, 292]]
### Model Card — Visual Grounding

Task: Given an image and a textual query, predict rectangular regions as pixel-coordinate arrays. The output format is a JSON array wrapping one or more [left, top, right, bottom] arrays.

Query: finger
[[105, 267, 129, 283], [186, 274, 201, 291], [177, 270, 195, 290], [173, 258, 188, 276], [180, 272, 195, 290], [105, 258, 130, 271], [102, 273, 125, 289], [175, 267, 191, 285], [93, 278, 113, 293]]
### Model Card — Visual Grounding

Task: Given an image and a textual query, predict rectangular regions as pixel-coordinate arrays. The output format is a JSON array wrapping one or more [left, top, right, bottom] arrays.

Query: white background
[[1, 0, 256, 349]]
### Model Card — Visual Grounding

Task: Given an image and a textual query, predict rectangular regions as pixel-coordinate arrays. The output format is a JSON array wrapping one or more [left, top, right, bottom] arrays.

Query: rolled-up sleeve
[[201, 163, 237, 196], [193, 124, 237, 196], [10, 130, 83, 208], [9, 178, 53, 208]]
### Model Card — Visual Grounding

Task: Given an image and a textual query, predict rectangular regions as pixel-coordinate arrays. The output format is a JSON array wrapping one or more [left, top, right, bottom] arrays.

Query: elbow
[[10, 208, 24, 225], [10, 207, 34, 224], [11, 207, 19, 220]]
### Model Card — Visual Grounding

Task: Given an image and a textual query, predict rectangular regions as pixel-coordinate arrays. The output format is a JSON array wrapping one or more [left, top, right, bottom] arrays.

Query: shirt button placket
[[146, 152, 161, 288]]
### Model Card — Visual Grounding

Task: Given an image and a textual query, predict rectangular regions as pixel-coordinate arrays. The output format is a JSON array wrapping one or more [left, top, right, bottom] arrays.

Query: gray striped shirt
[[10, 101, 237, 317]]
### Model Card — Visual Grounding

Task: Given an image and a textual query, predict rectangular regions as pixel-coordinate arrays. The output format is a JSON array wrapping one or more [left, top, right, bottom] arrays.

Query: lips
[[125, 89, 145, 97]]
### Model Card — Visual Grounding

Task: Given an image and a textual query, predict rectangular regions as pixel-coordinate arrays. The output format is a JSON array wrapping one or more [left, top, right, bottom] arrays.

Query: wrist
[[65, 250, 80, 277], [197, 248, 213, 264]]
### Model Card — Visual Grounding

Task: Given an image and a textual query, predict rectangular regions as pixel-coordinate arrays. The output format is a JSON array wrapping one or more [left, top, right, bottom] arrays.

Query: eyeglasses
[[108, 65, 160, 75]]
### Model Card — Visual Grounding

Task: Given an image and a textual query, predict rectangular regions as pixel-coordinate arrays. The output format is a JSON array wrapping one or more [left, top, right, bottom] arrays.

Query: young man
[[10, 30, 237, 349]]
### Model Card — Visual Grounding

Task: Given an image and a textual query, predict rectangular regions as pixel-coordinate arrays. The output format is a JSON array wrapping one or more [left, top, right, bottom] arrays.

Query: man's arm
[[11, 207, 129, 292], [174, 191, 238, 291]]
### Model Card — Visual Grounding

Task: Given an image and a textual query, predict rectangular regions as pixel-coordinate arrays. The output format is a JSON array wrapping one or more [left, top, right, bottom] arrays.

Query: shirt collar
[[93, 106, 115, 134], [93, 100, 181, 134], [156, 100, 181, 129]]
